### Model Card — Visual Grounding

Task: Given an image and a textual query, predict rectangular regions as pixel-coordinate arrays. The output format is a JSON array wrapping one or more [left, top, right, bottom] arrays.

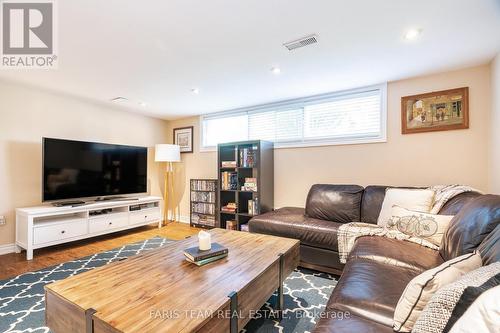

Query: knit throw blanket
[[337, 185, 480, 264]]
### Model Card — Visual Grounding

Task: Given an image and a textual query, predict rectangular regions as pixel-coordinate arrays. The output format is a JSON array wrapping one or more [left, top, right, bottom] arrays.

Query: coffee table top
[[45, 229, 299, 332]]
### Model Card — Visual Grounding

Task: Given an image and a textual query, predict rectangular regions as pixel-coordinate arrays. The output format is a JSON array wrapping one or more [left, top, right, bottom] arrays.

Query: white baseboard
[[177, 215, 190, 224], [165, 212, 190, 224], [0, 243, 16, 255]]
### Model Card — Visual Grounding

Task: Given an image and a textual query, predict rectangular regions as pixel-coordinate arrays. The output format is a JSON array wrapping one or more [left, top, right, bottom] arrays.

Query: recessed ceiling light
[[404, 29, 422, 40], [139, 101, 147, 107], [271, 67, 281, 75], [191, 88, 200, 94], [110, 97, 128, 103]]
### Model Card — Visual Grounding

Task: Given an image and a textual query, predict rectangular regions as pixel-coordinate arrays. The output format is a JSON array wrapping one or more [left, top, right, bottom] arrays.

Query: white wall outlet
[[0, 216, 5, 225]]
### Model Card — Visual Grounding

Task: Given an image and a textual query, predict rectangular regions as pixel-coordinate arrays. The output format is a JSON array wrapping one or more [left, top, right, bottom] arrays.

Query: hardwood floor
[[0, 222, 200, 281]]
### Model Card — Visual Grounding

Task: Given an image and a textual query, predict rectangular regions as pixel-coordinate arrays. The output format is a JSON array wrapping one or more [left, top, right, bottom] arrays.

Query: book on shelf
[[191, 214, 216, 226], [221, 160, 237, 168], [239, 146, 257, 168], [190, 179, 217, 229], [221, 171, 237, 190], [192, 202, 215, 215], [241, 177, 257, 191], [183, 242, 228, 262], [226, 220, 237, 230], [191, 180, 216, 191], [247, 198, 259, 215], [221, 202, 237, 213], [192, 191, 215, 203], [185, 253, 228, 266]]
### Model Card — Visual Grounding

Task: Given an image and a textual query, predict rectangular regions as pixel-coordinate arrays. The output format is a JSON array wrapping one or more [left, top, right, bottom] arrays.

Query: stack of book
[[239, 147, 256, 167], [241, 177, 257, 192], [192, 202, 215, 215], [184, 243, 228, 266], [191, 180, 216, 191], [247, 198, 259, 215], [221, 202, 237, 213], [226, 220, 237, 230], [221, 160, 237, 168], [191, 214, 216, 227], [192, 191, 215, 203], [221, 171, 238, 190]]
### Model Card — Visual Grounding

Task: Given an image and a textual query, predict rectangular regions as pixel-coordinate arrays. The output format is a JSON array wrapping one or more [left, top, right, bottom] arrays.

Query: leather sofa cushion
[[360, 185, 389, 224], [441, 194, 500, 261], [313, 310, 393, 333], [248, 207, 341, 251], [477, 224, 500, 265], [300, 244, 344, 273], [348, 236, 444, 272], [327, 258, 418, 327], [438, 191, 482, 215], [305, 184, 364, 223]]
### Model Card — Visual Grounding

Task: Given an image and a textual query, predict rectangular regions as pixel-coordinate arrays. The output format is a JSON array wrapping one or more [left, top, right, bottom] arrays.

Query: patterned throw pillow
[[378, 188, 435, 227], [393, 252, 482, 332], [387, 206, 454, 247], [448, 285, 500, 333], [412, 262, 500, 333]]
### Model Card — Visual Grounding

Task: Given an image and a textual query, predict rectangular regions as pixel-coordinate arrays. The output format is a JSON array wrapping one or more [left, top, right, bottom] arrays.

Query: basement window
[[200, 84, 387, 150]]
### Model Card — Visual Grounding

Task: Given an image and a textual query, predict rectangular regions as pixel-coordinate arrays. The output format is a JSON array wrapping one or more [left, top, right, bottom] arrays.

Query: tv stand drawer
[[89, 213, 129, 234], [130, 209, 161, 225], [33, 220, 87, 245]]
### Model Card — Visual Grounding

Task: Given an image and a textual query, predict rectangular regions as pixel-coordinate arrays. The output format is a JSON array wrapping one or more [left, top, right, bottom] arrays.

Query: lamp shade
[[155, 144, 181, 162]]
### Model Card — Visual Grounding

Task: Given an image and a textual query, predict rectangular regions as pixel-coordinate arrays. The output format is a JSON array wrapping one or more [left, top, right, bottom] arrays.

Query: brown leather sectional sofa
[[248, 184, 500, 333]]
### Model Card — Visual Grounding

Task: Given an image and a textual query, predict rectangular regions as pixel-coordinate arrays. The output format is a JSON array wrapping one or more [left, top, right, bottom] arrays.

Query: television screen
[[43, 138, 147, 201]]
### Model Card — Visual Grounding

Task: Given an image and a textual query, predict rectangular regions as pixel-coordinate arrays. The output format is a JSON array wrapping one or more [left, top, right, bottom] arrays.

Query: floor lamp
[[155, 144, 181, 226]]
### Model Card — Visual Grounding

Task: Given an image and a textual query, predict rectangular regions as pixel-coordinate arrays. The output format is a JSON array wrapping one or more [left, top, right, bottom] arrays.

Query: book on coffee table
[[183, 242, 228, 262], [185, 253, 228, 266]]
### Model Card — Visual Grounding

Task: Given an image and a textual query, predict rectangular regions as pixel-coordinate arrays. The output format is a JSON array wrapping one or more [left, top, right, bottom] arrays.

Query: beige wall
[[491, 53, 500, 194], [167, 64, 492, 217], [0, 80, 168, 247]]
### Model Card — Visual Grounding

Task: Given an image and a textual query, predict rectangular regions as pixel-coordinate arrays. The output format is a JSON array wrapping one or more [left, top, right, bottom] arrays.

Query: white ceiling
[[1, 0, 500, 119]]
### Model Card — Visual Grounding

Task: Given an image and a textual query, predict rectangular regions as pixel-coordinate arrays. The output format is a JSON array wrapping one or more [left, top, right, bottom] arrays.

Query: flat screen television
[[43, 138, 148, 202]]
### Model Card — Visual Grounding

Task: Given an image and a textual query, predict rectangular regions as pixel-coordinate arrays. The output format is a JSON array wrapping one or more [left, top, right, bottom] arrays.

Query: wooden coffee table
[[45, 229, 300, 333]]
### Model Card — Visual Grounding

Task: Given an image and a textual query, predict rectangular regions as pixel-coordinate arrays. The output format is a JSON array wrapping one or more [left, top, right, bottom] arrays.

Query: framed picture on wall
[[173, 126, 194, 153], [401, 87, 469, 134]]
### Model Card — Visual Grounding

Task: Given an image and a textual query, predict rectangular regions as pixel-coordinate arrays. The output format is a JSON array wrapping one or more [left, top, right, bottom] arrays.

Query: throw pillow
[[392, 252, 482, 332], [448, 285, 500, 333], [412, 262, 500, 333], [387, 206, 454, 247], [378, 188, 435, 227]]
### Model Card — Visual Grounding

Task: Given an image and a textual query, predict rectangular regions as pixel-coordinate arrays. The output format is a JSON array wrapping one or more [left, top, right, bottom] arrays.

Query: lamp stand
[[162, 162, 176, 226]]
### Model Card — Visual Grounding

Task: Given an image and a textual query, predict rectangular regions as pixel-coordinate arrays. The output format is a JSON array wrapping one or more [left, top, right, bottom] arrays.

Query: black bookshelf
[[217, 140, 274, 231], [190, 179, 218, 229]]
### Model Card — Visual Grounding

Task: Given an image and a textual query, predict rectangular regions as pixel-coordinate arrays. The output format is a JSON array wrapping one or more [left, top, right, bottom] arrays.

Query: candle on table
[[198, 230, 211, 251]]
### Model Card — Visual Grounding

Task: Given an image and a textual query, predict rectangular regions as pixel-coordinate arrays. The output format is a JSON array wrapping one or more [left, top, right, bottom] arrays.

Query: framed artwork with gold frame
[[401, 87, 469, 134]]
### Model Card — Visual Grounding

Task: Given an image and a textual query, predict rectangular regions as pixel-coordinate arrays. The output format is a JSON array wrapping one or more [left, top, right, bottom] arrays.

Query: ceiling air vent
[[283, 34, 318, 51]]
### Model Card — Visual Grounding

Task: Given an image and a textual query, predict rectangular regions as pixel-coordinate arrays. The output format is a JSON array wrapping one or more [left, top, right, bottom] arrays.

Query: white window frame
[[200, 83, 387, 152]]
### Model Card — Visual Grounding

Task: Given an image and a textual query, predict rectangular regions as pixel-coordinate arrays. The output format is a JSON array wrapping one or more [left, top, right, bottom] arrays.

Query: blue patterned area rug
[[0, 237, 337, 333]]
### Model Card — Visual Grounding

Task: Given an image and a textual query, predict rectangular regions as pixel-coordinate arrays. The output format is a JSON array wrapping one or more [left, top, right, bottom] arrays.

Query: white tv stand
[[16, 196, 162, 260]]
